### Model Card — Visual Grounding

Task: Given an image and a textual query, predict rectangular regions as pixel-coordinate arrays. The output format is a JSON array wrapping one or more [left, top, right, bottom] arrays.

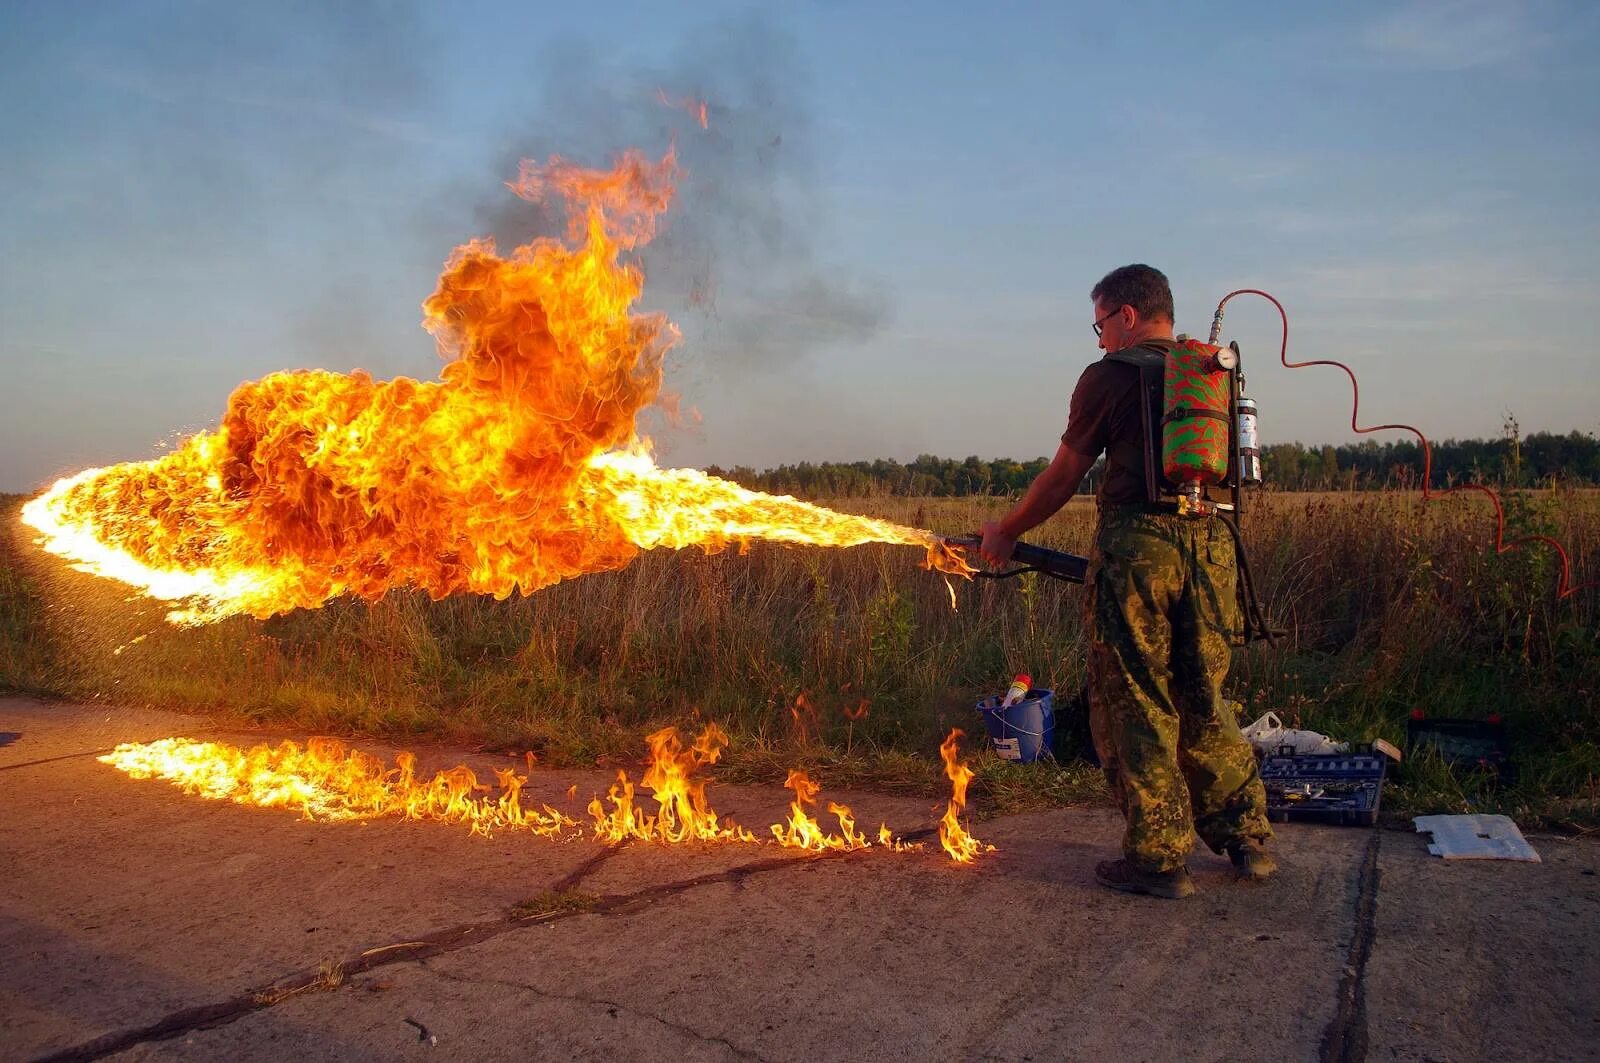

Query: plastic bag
[[1240, 711, 1348, 756]]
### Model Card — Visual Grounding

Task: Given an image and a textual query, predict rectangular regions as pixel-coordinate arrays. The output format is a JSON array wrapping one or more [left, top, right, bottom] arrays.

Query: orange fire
[[100, 723, 971, 858], [769, 770, 869, 851], [937, 729, 994, 863], [98, 736, 574, 838], [587, 723, 757, 843], [655, 88, 710, 129], [20, 149, 969, 625]]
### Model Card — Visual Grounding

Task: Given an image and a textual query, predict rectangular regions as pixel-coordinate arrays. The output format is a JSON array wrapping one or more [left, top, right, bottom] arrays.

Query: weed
[[253, 960, 344, 1006], [511, 889, 601, 920], [973, 755, 1107, 817], [3, 491, 1596, 823]]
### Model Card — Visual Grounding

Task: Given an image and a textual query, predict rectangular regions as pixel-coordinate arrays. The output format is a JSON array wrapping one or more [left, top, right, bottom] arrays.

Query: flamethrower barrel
[[942, 535, 1089, 584]]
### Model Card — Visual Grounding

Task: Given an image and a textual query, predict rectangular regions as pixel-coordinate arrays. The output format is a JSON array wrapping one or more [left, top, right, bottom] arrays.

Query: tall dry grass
[[3, 489, 1597, 818]]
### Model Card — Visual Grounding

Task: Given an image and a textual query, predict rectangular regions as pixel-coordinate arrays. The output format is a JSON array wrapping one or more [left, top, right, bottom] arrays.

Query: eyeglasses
[[1092, 307, 1123, 338]]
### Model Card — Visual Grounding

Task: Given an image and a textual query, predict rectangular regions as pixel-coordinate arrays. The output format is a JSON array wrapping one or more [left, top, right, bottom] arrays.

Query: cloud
[[225, 90, 446, 148], [1287, 255, 1582, 304], [71, 58, 442, 149], [1364, 1, 1554, 70]]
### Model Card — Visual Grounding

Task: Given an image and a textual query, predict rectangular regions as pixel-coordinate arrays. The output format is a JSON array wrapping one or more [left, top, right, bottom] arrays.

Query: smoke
[[473, 14, 889, 378]]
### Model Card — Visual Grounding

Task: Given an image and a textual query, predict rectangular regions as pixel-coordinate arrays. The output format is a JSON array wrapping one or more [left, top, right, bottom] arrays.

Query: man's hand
[[979, 521, 1017, 568], [979, 443, 1093, 568]]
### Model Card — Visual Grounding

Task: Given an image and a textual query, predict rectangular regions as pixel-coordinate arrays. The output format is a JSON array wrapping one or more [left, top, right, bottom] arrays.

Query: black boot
[[1094, 858, 1195, 899], [1226, 839, 1278, 881]]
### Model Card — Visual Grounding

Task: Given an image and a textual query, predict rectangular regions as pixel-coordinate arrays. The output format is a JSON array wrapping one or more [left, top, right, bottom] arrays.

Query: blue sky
[[3, 0, 1598, 492]]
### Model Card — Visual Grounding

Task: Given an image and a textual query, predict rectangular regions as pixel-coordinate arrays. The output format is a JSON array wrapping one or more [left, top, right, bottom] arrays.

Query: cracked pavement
[[3, 698, 1596, 1062]]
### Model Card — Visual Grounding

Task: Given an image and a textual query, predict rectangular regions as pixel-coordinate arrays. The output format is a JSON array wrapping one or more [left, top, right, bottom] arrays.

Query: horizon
[[4, 1, 1600, 495]]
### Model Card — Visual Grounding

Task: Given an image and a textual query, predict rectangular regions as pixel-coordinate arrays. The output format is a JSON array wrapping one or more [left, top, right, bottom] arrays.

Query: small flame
[[770, 770, 870, 851], [937, 729, 994, 863], [588, 724, 757, 844], [655, 88, 710, 129]]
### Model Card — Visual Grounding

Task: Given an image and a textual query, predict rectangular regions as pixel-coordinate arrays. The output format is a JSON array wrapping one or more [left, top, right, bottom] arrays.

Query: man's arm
[[979, 442, 1096, 566]]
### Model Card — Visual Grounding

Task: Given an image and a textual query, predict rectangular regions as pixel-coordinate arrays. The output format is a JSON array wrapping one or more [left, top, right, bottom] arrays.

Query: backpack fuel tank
[[1160, 337, 1235, 488], [1105, 336, 1243, 505]]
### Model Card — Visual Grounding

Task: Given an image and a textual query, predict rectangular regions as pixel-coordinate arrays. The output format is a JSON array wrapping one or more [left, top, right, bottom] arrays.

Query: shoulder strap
[[1102, 341, 1168, 370], [1100, 343, 1170, 503]]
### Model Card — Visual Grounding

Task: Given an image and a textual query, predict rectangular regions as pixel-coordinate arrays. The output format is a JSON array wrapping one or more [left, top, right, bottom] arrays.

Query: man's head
[[1091, 263, 1175, 352]]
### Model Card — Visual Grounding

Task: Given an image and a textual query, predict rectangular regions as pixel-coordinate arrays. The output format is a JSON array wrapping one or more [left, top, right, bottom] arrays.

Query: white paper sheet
[[1413, 814, 1541, 862]]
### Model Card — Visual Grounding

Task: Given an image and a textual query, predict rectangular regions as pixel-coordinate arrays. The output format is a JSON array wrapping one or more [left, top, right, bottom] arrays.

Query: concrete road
[[2, 698, 1595, 1063]]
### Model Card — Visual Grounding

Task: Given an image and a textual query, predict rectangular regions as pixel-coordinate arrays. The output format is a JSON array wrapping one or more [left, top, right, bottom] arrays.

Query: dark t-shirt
[[1060, 341, 1173, 506]]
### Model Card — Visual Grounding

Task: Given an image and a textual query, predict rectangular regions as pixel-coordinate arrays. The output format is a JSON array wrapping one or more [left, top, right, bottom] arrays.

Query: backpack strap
[[1101, 343, 1168, 371], [1102, 342, 1171, 503]]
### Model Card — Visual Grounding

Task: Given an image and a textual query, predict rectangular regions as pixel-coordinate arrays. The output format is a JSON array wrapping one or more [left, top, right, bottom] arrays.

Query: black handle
[[943, 535, 1089, 584]]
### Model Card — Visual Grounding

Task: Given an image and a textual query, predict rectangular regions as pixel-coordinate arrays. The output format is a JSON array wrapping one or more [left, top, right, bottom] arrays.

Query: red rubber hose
[[1216, 288, 1593, 600]]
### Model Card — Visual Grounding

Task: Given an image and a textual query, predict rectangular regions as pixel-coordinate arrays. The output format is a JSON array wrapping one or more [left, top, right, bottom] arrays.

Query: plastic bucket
[[976, 689, 1055, 763]]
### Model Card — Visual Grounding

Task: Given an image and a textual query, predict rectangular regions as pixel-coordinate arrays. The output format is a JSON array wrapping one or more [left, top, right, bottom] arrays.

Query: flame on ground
[[99, 736, 574, 838], [20, 148, 969, 626], [99, 724, 964, 858], [770, 769, 870, 851], [587, 723, 757, 843], [937, 729, 994, 863]]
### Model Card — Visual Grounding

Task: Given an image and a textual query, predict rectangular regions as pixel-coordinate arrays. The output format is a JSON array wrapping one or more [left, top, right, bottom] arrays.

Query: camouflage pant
[[1086, 507, 1271, 872]]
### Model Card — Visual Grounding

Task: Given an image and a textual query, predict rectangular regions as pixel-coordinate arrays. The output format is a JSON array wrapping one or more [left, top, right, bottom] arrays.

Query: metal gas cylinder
[[1237, 395, 1262, 486]]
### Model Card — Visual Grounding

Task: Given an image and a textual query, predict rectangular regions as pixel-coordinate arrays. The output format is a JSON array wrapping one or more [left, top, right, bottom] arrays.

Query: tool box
[[1260, 748, 1387, 826], [1406, 715, 1513, 779]]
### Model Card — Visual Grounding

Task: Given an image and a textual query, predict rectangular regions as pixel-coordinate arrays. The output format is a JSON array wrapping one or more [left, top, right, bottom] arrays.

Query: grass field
[[3, 488, 1597, 825]]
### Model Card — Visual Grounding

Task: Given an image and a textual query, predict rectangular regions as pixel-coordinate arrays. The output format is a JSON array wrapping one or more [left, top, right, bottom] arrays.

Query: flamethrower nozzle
[[941, 534, 1088, 584]]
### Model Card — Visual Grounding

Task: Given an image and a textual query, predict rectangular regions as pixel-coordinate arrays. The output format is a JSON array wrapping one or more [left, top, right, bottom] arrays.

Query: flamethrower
[[942, 532, 1282, 642], [941, 535, 1087, 583]]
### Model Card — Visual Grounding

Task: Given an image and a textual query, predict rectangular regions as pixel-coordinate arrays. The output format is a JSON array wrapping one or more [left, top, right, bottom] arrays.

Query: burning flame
[[99, 723, 964, 858], [20, 149, 969, 625], [587, 723, 757, 843], [937, 729, 993, 863], [770, 770, 870, 851], [655, 88, 710, 129], [99, 736, 574, 838]]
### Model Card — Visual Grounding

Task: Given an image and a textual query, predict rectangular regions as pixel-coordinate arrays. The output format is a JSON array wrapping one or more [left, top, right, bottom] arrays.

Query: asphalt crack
[[1318, 829, 1382, 1063], [0, 748, 121, 772], [0, 727, 239, 773], [421, 960, 760, 1060], [30, 842, 888, 1062], [549, 838, 632, 893]]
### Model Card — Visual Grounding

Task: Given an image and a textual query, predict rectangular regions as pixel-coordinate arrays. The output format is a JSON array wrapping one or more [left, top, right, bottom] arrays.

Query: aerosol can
[[1000, 673, 1031, 709]]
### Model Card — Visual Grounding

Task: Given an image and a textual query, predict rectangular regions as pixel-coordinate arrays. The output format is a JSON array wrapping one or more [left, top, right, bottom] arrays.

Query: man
[[979, 264, 1274, 900]]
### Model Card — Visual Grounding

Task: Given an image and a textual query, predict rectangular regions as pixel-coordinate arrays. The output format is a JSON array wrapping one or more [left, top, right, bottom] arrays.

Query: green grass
[[3, 489, 1597, 827]]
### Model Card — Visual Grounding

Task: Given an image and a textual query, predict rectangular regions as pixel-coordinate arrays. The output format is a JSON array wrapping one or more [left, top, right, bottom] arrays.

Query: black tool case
[[1406, 716, 1513, 779], [1260, 749, 1387, 826]]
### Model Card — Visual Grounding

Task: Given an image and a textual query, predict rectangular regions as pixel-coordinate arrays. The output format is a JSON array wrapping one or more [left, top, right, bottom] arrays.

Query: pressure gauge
[[1214, 341, 1240, 371]]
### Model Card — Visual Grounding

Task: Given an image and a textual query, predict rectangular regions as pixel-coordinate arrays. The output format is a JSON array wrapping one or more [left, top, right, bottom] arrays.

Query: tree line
[[705, 430, 1600, 499]]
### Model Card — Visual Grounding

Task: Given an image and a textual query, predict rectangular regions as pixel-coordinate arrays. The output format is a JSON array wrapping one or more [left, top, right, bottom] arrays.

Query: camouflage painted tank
[[1161, 338, 1232, 486]]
